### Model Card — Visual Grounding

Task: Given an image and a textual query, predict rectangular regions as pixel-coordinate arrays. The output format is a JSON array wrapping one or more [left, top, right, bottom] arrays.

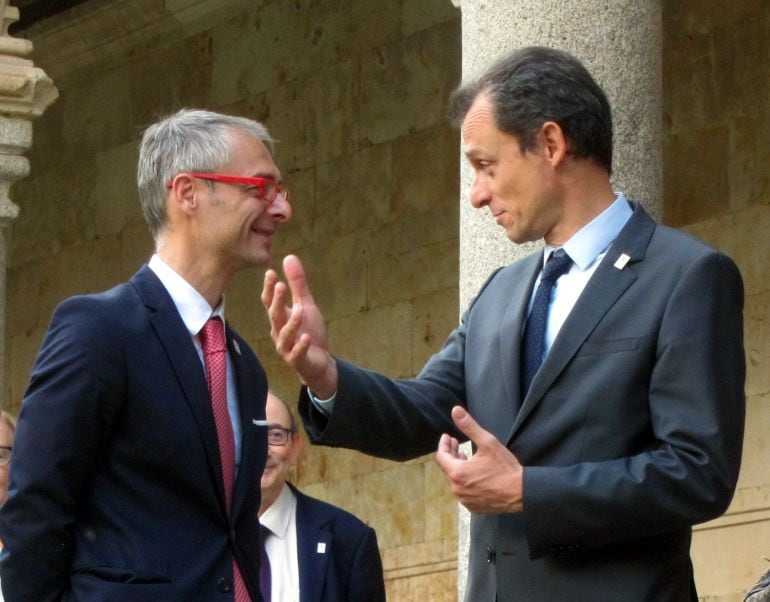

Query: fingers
[[273, 301, 305, 361], [435, 434, 468, 472], [283, 255, 314, 305], [261, 269, 278, 311], [451, 405, 495, 449]]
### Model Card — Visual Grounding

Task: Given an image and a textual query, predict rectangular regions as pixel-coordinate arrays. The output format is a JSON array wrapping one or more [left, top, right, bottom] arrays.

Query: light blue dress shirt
[[533, 193, 633, 358]]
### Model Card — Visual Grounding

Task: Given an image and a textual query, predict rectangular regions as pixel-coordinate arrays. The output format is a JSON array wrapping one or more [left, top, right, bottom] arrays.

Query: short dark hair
[[449, 46, 613, 173]]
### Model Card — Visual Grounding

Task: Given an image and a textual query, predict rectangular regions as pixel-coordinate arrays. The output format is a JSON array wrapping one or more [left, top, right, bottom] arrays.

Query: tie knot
[[199, 317, 226, 353], [541, 249, 572, 283]]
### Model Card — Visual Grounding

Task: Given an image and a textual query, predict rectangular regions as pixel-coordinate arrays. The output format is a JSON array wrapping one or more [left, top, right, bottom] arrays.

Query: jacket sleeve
[[0, 297, 124, 601], [346, 526, 386, 602]]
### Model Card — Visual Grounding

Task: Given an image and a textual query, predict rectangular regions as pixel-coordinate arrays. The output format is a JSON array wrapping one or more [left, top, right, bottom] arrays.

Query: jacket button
[[217, 577, 232, 593], [487, 547, 496, 564]]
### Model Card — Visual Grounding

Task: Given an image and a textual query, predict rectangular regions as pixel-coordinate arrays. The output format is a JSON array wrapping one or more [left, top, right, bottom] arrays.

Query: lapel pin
[[317, 542, 327, 554], [252, 419, 268, 427], [233, 340, 241, 355], [614, 253, 630, 270]]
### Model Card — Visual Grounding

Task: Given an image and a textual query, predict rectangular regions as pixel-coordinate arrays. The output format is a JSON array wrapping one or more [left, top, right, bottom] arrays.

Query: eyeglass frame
[[166, 172, 289, 204], [266, 425, 296, 447], [0, 445, 12, 467]]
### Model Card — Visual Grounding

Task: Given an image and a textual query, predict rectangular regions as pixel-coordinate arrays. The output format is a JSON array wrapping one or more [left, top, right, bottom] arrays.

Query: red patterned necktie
[[200, 317, 251, 601]]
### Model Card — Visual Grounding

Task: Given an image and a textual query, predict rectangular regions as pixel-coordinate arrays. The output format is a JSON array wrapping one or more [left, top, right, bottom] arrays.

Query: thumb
[[283, 255, 313, 304], [451, 406, 493, 447]]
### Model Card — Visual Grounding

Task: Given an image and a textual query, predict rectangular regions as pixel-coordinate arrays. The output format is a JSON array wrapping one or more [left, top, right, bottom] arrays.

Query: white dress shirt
[[148, 254, 243, 467], [260, 484, 300, 602]]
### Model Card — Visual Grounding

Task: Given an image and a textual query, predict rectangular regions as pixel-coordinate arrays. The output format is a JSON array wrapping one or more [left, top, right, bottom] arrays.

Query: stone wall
[[4, 0, 461, 599], [663, 3, 770, 600]]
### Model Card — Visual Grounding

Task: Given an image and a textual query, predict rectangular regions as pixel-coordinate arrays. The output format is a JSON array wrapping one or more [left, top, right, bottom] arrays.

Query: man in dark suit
[[0, 109, 292, 601], [258, 392, 385, 602], [261, 46, 745, 601]]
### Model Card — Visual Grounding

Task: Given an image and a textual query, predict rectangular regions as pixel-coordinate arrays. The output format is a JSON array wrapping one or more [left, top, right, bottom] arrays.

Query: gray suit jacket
[[299, 203, 745, 602]]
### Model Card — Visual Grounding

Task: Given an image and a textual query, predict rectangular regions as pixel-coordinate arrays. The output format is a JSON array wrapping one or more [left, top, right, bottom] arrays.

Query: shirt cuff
[[308, 390, 337, 415]]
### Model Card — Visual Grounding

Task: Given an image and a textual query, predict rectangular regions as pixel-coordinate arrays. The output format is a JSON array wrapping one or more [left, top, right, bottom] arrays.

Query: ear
[[539, 121, 569, 166], [289, 432, 303, 465], [169, 173, 198, 214]]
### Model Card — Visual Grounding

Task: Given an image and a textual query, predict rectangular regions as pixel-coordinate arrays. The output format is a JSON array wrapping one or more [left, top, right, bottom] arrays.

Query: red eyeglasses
[[167, 172, 289, 204]]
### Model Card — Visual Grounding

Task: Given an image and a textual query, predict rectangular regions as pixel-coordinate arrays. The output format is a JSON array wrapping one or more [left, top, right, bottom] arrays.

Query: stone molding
[[0, 1, 57, 122], [0, 0, 58, 409], [0, 0, 58, 222], [19, 0, 254, 86]]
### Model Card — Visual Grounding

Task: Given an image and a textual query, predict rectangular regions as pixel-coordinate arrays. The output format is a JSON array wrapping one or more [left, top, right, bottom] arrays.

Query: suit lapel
[[130, 266, 230, 516], [510, 204, 657, 438], [229, 328, 261, 519], [498, 252, 543, 413], [294, 487, 331, 602]]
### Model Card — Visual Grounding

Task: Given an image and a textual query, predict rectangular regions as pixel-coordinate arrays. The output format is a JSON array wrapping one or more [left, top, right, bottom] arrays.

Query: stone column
[[0, 1, 58, 408], [450, 0, 662, 597]]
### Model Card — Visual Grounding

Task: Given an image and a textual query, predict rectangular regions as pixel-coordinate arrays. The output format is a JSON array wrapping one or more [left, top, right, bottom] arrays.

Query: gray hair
[[449, 46, 613, 173], [137, 109, 273, 241]]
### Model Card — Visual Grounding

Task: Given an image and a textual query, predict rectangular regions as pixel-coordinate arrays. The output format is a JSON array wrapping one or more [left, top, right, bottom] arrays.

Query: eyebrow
[[463, 147, 489, 160]]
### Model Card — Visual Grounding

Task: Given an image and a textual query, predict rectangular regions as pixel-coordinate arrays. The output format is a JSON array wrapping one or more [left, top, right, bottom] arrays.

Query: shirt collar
[[260, 483, 297, 539], [545, 193, 633, 270], [148, 254, 226, 336]]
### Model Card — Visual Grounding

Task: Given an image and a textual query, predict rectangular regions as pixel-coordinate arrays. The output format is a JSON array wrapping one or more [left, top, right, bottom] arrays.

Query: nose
[[268, 192, 292, 223], [469, 174, 492, 209]]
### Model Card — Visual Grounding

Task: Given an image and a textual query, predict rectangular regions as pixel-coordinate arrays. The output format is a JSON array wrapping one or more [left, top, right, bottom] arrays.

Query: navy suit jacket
[[287, 484, 385, 602], [300, 203, 746, 602], [0, 265, 268, 601]]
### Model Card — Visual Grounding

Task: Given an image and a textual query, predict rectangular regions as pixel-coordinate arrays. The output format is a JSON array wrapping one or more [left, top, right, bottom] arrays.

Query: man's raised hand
[[262, 255, 338, 398]]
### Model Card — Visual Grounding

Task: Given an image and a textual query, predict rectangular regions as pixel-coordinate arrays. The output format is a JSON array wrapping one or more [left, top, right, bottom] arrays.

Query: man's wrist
[[306, 357, 338, 400]]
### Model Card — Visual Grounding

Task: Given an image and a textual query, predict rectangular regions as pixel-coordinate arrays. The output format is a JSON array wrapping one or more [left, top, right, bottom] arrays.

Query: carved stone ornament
[[0, 0, 58, 119], [0, 1, 59, 222]]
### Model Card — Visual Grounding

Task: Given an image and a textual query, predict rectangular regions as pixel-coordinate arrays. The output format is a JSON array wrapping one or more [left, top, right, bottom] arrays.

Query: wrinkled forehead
[[462, 93, 497, 136]]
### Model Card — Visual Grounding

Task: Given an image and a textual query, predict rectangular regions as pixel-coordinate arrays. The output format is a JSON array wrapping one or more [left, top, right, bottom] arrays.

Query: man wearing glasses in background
[[0, 109, 291, 601], [258, 392, 385, 602]]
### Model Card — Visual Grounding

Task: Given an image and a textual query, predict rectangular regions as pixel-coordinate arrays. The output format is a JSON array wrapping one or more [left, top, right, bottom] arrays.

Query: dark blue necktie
[[260, 524, 271, 602], [521, 249, 573, 397]]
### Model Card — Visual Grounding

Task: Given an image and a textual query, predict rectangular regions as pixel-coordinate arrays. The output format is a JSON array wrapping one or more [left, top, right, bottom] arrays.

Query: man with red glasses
[[0, 109, 291, 601]]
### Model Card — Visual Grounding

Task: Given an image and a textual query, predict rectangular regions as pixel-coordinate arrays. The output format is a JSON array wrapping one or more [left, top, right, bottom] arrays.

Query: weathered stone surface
[[663, 127, 730, 227], [367, 210, 458, 308], [744, 291, 770, 399], [684, 206, 770, 298], [359, 19, 461, 146], [314, 142, 392, 240], [391, 122, 459, 218], [325, 463, 425, 549], [410, 287, 459, 374]]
